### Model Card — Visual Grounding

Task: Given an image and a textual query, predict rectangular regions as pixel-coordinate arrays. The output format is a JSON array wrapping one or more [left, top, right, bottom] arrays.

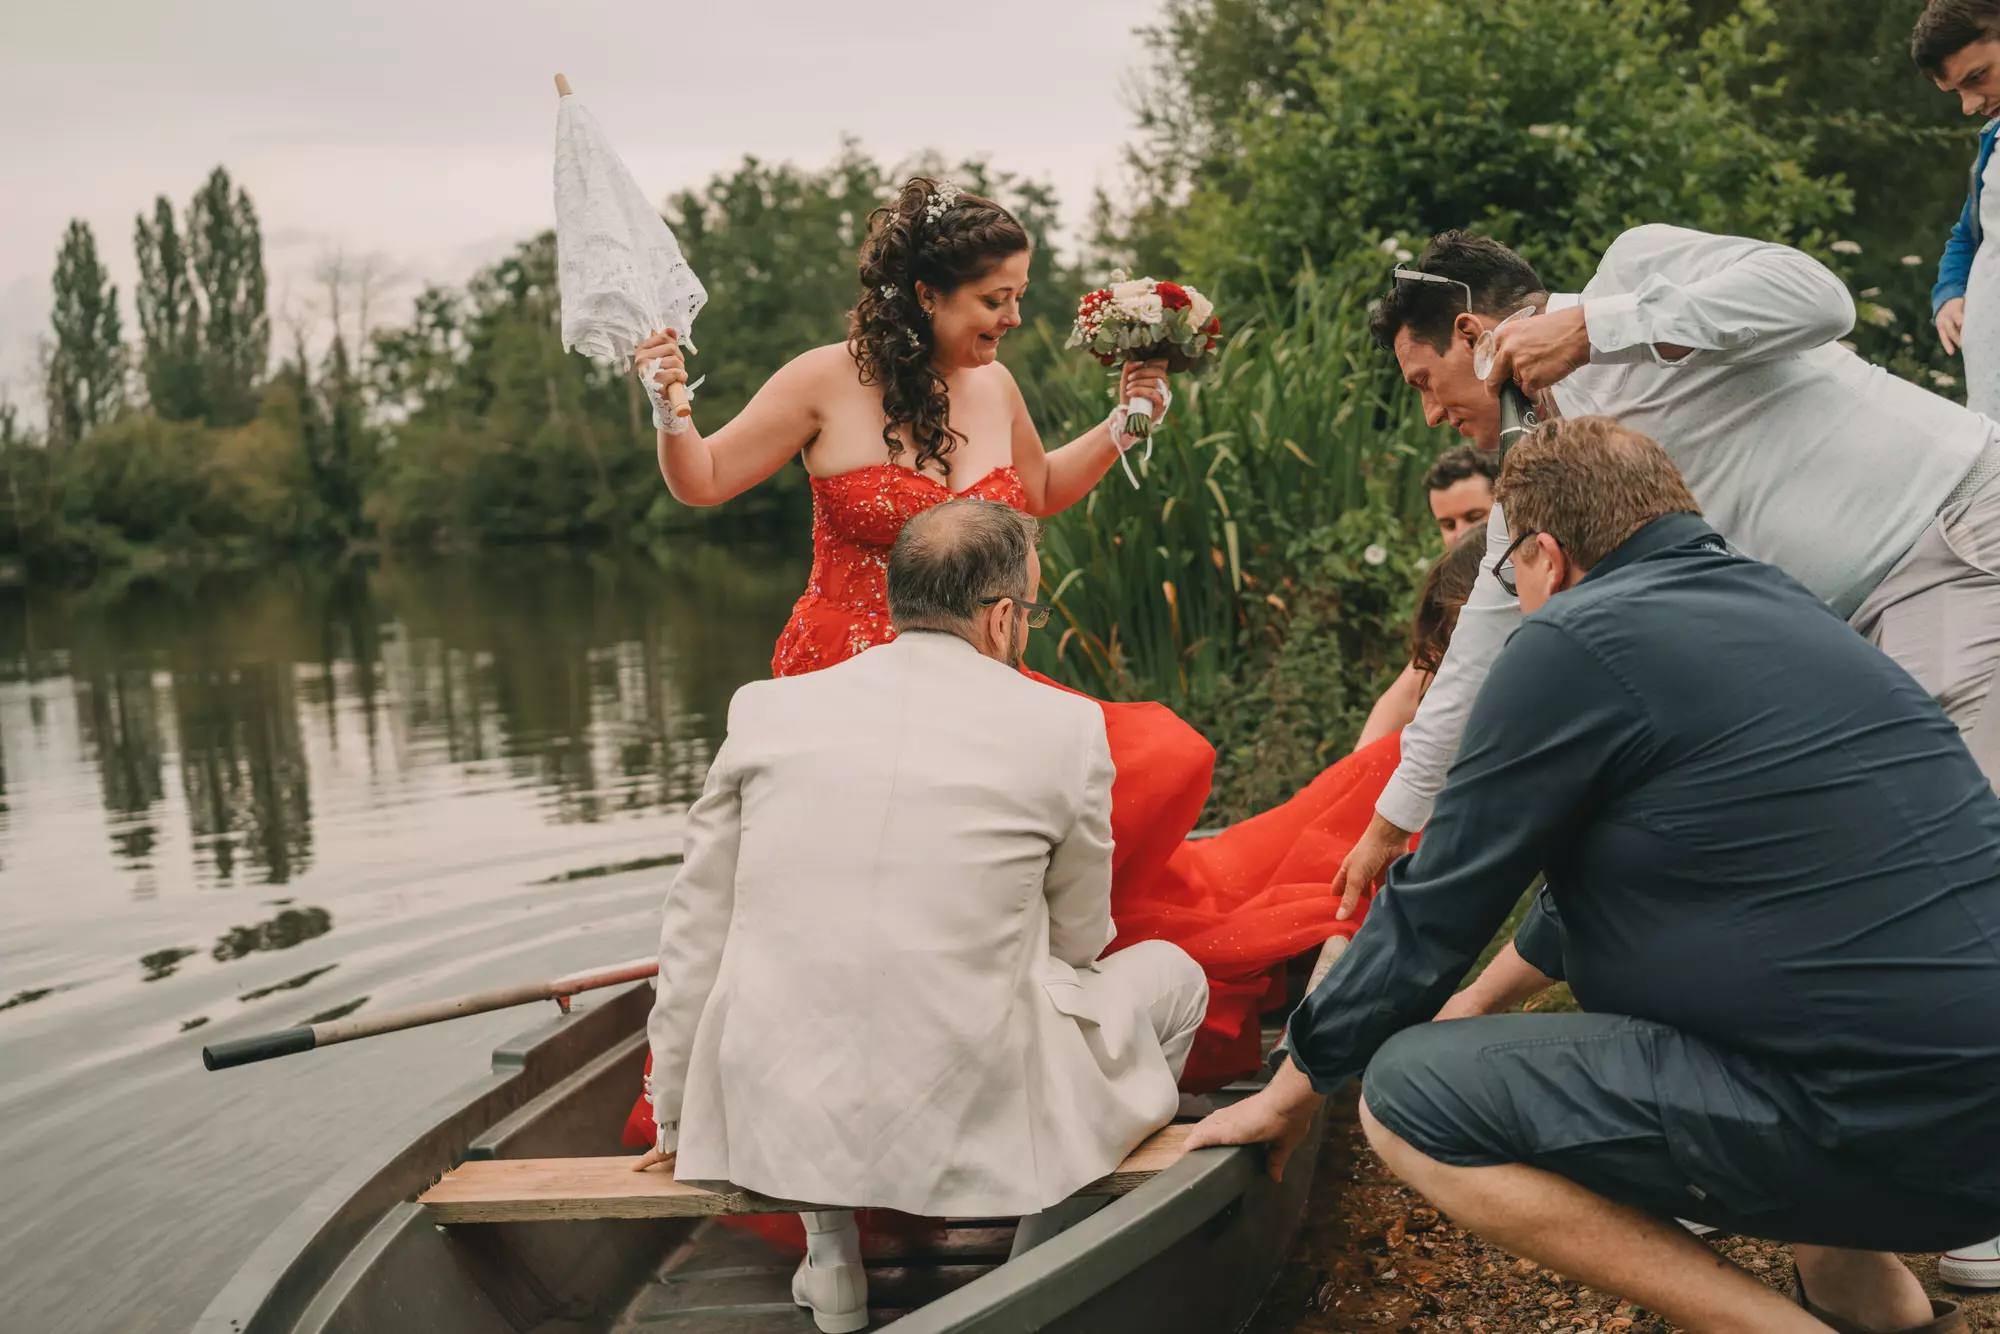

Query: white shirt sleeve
[[1579, 224, 1855, 368], [1374, 503, 1523, 832]]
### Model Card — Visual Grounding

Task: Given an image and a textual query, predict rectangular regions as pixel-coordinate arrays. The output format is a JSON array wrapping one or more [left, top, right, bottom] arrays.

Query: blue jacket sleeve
[[1934, 124, 1995, 315], [1284, 623, 1651, 1092]]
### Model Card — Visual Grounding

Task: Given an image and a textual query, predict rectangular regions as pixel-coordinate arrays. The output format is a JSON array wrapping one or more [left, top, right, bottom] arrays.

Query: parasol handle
[[665, 382, 691, 418], [555, 73, 573, 97]]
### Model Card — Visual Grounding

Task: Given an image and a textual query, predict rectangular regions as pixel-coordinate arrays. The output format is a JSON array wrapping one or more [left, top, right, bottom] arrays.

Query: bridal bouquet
[[1067, 272, 1222, 446]]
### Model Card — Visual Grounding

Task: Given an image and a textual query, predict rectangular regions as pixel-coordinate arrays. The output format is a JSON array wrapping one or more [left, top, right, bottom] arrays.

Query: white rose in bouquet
[[1109, 278, 1154, 302], [1188, 289, 1214, 331], [1120, 293, 1165, 324]]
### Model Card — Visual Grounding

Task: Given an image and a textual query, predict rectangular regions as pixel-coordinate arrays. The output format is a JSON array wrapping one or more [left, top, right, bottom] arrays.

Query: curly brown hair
[[848, 177, 1030, 475]]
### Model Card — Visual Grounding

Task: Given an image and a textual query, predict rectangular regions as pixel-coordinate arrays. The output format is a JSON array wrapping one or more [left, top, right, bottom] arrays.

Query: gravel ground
[[1249, 1087, 2000, 1334]]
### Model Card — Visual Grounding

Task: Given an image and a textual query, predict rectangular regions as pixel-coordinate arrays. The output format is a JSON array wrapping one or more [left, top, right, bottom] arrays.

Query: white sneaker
[[1939, 1234, 2000, 1290], [791, 1253, 869, 1333]]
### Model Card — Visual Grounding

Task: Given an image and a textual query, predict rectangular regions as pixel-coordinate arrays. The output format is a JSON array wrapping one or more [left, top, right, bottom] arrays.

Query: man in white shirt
[[1338, 223, 2000, 1288]]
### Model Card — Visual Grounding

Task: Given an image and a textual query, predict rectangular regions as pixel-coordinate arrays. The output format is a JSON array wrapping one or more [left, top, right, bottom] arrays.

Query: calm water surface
[[0, 543, 802, 1334]]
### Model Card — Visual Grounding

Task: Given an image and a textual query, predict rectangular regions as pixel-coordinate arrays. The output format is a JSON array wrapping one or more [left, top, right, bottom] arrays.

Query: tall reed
[[1018, 254, 1440, 709]]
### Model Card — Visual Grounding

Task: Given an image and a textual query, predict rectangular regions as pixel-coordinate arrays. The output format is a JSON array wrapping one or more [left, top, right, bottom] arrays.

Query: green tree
[[45, 219, 125, 447], [1168, 0, 1850, 295], [134, 195, 206, 421], [188, 167, 270, 426]]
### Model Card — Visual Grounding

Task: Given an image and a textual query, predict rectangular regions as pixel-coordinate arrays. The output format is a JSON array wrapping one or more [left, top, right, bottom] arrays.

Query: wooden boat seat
[[419, 1124, 1193, 1224]]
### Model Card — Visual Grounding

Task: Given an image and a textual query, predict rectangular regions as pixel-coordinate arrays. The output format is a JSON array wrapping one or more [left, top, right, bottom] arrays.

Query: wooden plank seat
[[419, 1124, 1194, 1225]]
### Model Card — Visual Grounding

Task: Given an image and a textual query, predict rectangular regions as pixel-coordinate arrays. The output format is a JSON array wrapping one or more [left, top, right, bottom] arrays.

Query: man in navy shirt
[[1188, 417, 2000, 1334]]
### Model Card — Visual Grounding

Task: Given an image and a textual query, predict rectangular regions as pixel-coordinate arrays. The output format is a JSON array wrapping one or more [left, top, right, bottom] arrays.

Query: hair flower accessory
[[880, 284, 899, 300], [924, 181, 963, 223]]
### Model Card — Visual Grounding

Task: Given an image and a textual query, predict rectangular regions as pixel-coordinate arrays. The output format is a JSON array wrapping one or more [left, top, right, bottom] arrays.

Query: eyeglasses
[[981, 595, 1053, 629], [1491, 529, 1558, 598]]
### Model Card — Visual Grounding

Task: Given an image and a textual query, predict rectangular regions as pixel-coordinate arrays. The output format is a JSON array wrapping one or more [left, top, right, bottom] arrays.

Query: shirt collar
[[1577, 511, 1721, 585], [1546, 292, 1582, 314]]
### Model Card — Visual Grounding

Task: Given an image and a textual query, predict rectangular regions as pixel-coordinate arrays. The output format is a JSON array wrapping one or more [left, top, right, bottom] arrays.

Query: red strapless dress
[[623, 463, 1399, 1157]]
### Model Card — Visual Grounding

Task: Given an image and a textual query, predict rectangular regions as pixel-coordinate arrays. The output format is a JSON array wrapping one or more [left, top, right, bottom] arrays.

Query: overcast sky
[[0, 0, 1164, 405]]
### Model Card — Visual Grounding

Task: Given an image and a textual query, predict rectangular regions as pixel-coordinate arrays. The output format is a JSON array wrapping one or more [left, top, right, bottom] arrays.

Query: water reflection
[[0, 542, 802, 905]]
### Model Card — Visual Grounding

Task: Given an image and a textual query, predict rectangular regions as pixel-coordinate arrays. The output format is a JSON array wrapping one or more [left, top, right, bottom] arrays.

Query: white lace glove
[[1108, 385, 1172, 488], [639, 361, 705, 435]]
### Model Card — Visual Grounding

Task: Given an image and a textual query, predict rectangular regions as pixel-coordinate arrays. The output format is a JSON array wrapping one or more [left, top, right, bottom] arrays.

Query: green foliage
[[188, 167, 270, 427], [134, 196, 205, 422], [46, 220, 125, 447], [1169, 0, 1850, 296], [1021, 250, 1436, 711]]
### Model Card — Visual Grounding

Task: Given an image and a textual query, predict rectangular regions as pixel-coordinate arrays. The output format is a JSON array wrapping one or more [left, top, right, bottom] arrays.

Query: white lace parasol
[[552, 74, 707, 426]]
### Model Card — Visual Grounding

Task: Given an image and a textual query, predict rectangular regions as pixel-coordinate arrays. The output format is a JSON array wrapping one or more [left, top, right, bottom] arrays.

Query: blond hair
[[1494, 416, 1701, 569]]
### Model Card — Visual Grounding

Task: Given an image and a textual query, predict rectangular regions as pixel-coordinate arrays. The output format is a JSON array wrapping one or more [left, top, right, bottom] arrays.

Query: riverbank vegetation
[[3, 0, 1975, 814]]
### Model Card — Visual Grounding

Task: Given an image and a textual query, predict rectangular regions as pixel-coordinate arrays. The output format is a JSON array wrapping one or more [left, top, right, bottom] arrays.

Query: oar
[[201, 955, 659, 1071]]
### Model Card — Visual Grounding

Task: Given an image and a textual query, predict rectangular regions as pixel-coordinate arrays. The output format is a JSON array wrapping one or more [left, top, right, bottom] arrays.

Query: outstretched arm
[[1007, 359, 1170, 517], [639, 331, 827, 507]]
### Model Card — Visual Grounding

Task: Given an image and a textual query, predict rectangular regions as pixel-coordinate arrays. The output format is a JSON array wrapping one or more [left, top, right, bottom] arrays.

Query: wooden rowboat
[[193, 948, 1343, 1334]]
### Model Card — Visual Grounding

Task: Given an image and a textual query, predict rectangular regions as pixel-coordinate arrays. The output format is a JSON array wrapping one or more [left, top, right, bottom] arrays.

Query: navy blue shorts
[[1362, 1013, 2000, 1253]]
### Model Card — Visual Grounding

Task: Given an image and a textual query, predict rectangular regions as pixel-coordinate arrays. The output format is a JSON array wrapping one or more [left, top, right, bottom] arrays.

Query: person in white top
[[1336, 224, 2000, 1291], [628, 497, 1207, 1333]]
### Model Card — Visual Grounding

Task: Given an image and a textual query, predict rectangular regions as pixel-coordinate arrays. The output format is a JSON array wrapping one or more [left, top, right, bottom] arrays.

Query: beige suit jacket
[[645, 632, 1183, 1215]]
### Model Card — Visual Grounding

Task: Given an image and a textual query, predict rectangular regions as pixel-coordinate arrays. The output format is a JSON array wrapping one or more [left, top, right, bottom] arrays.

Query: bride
[[620, 178, 1410, 1151]]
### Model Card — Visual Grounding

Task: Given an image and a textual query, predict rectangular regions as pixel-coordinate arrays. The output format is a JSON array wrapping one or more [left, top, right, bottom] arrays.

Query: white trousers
[[1076, 939, 1209, 1083]]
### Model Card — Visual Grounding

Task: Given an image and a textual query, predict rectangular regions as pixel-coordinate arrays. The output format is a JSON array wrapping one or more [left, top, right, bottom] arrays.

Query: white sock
[[801, 1210, 861, 1270]]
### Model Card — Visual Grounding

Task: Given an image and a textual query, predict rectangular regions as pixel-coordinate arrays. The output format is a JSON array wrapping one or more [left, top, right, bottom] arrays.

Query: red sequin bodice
[[770, 463, 1030, 678]]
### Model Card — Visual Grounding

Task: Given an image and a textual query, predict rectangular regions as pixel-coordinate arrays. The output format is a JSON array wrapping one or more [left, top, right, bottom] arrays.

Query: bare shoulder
[[779, 342, 861, 387]]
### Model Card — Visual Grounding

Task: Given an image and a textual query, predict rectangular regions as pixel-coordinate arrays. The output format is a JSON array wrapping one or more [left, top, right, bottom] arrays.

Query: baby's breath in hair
[[924, 181, 963, 224]]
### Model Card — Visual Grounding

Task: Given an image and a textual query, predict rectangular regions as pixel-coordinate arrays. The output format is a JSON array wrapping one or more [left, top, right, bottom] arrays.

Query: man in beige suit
[[631, 498, 1208, 1334]]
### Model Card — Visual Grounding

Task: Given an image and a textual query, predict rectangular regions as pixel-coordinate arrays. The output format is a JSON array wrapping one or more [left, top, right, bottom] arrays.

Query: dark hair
[[849, 178, 1031, 476], [1369, 230, 1546, 355], [1496, 416, 1701, 569], [1422, 444, 1500, 495], [1913, 0, 2000, 76], [888, 498, 1040, 631], [1409, 527, 1488, 674]]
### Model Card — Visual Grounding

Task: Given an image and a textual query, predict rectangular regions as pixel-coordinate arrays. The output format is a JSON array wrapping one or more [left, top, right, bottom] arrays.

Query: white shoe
[[791, 1254, 869, 1333], [1939, 1234, 2000, 1290]]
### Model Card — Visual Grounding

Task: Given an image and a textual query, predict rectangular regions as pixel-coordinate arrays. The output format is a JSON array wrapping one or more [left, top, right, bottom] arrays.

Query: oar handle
[[204, 1026, 316, 1071], [202, 956, 659, 1071]]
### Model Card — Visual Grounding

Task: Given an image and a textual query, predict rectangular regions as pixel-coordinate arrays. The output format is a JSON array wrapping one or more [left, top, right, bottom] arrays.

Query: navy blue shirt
[[1288, 513, 2000, 1189]]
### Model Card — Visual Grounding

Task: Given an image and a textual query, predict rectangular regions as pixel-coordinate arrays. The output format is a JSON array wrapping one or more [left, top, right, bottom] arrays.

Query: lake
[[0, 543, 803, 1334]]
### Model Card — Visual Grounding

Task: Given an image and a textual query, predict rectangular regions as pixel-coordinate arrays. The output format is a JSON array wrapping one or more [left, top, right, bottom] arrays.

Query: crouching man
[[634, 498, 1206, 1333], [1188, 419, 2000, 1334]]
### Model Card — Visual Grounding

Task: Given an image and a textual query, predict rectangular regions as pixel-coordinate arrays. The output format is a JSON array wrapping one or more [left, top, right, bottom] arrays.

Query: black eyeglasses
[[1491, 529, 1557, 597], [981, 595, 1053, 629]]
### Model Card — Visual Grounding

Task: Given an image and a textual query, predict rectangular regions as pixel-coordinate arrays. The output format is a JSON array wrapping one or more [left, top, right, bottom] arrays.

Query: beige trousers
[[1850, 469, 2000, 789]]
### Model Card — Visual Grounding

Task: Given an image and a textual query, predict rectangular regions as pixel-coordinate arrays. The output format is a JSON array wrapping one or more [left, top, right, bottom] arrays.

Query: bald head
[[889, 499, 1040, 634]]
